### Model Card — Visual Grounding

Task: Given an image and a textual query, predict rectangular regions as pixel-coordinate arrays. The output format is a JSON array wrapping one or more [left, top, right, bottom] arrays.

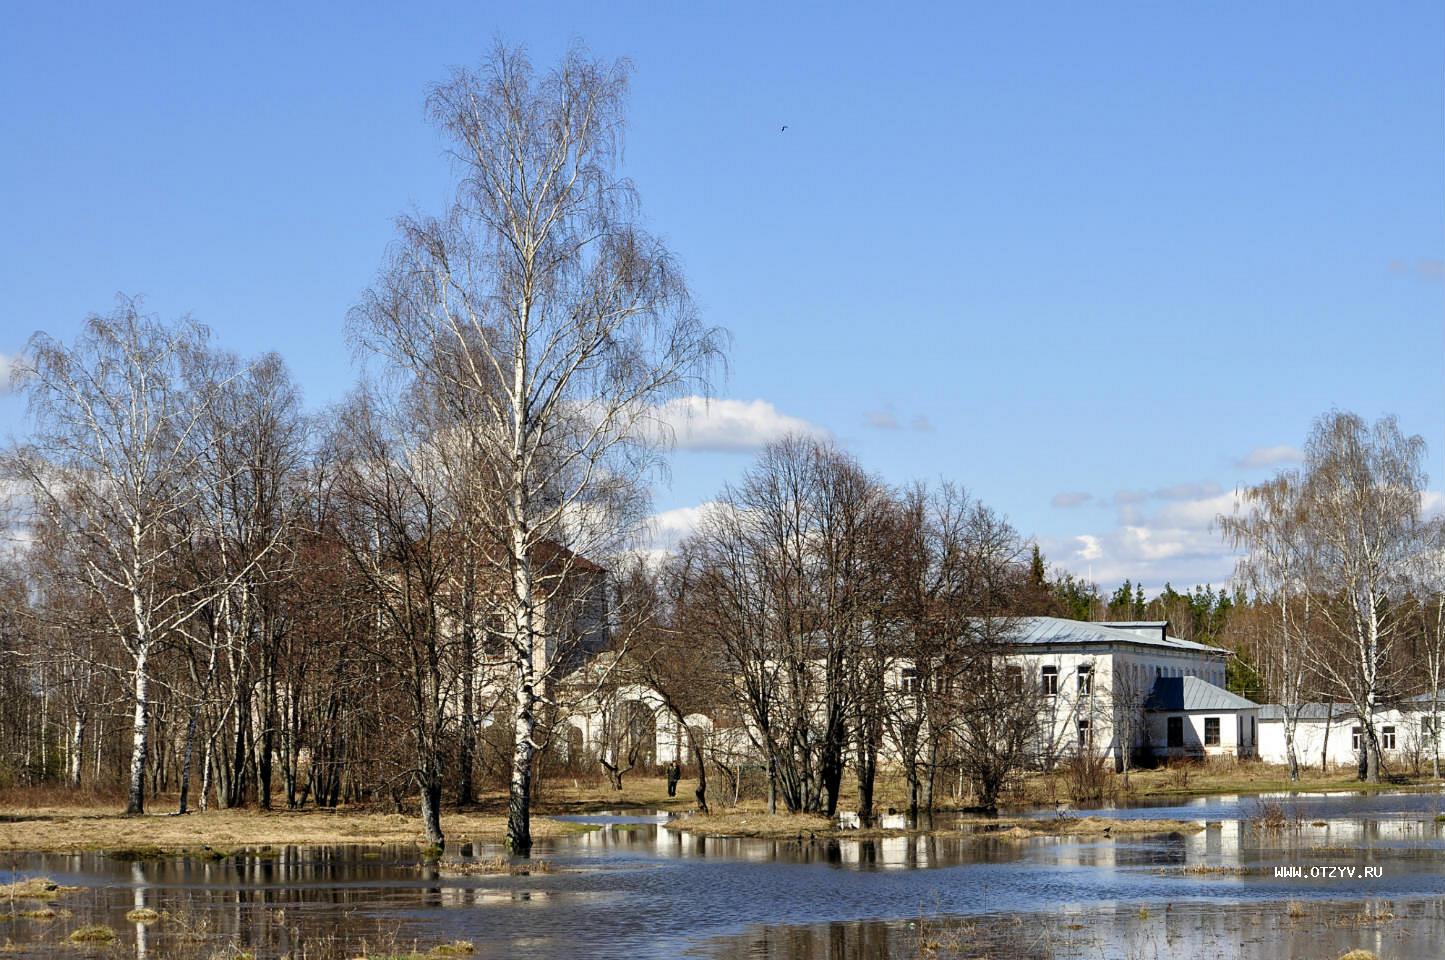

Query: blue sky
[[1, 2, 1441, 592]]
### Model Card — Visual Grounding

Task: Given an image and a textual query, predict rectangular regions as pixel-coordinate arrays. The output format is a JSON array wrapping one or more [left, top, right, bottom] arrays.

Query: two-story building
[[1002, 617, 1256, 766]]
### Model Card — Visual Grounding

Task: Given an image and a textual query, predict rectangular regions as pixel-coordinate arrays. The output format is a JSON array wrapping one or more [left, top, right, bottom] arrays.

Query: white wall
[[1017, 645, 1230, 766], [1256, 708, 1428, 769], [1146, 709, 1256, 759]]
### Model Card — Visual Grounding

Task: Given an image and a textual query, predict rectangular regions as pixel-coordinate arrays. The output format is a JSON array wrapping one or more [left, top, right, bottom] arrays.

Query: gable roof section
[[1005, 616, 1223, 656], [1145, 675, 1258, 712], [1257, 702, 1357, 721]]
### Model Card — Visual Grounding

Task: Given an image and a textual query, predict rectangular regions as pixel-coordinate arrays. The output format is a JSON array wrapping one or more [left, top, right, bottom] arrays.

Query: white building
[[556, 616, 1261, 776], [1000, 618, 1255, 766], [1257, 696, 1445, 770], [1143, 676, 1259, 760]]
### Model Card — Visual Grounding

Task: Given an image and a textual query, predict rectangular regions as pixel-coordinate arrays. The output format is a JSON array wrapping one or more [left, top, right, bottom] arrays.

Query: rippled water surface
[[5, 790, 1445, 958]]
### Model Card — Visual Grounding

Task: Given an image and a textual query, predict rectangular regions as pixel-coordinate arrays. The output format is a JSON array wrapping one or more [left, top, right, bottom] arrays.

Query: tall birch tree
[[1220, 474, 1312, 780], [351, 44, 722, 854], [1301, 412, 1425, 783], [6, 301, 234, 813]]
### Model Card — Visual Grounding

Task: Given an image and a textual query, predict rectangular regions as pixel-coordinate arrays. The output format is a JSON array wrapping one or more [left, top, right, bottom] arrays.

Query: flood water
[[5, 791, 1445, 959]]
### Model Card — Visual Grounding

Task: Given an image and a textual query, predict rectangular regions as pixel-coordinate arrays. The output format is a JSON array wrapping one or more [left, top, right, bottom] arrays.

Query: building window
[[1382, 725, 1396, 750], [1078, 664, 1093, 696], [1006, 665, 1023, 691], [1167, 716, 1184, 748], [900, 667, 918, 694], [1204, 717, 1220, 746], [1351, 726, 1362, 752], [1077, 719, 1091, 747], [1042, 665, 1058, 697]]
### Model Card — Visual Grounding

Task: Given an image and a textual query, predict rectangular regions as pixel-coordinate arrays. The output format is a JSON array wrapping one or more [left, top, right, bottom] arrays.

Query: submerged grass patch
[[0, 878, 71, 901], [440, 856, 552, 876], [664, 812, 836, 838], [664, 810, 1204, 841], [65, 924, 116, 943], [19, 907, 69, 920]]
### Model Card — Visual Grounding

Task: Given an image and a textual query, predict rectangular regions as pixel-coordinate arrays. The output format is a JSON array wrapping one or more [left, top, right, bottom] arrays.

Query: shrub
[[1063, 751, 1115, 804]]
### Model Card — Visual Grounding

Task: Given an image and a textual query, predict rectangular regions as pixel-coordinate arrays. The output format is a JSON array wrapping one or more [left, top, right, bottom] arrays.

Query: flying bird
[[780, 125, 788, 132]]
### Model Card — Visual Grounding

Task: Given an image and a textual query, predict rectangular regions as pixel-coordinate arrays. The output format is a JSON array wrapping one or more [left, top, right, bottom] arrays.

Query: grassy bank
[[0, 805, 596, 854], [1, 760, 1435, 854], [661, 810, 1204, 840], [1025, 762, 1444, 805]]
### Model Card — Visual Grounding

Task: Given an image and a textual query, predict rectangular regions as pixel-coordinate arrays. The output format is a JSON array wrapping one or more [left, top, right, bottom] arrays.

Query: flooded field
[[4, 791, 1445, 959]]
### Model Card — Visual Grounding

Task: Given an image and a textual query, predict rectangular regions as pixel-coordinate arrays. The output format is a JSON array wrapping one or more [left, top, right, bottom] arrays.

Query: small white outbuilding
[[1143, 675, 1259, 760]]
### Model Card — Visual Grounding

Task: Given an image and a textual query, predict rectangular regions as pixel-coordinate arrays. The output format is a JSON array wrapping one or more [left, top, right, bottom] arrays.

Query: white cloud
[[1043, 487, 1246, 593], [1051, 491, 1094, 509], [645, 502, 714, 553], [653, 397, 827, 452], [1234, 444, 1304, 469]]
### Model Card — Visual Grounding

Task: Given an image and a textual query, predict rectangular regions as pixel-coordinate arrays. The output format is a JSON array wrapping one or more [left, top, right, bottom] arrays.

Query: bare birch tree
[[350, 44, 722, 853], [1409, 519, 1445, 777], [1301, 412, 1426, 783], [1220, 474, 1313, 779], [5, 301, 240, 813]]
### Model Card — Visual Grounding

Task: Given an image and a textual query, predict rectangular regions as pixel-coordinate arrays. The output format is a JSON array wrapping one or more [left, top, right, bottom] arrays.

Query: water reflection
[[713, 898, 1445, 960], [1, 791, 1444, 959]]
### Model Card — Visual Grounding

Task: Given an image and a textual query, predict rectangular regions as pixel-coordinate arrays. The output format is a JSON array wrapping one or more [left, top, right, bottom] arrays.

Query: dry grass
[[1090, 760, 1439, 801], [5, 758, 1415, 857], [664, 810, 1203, 840], [438, 856, 552, 876], [663, 812, 836, 838], [1250, 801, 1300, 834], [0, 877, 72, 901], [65, 925, 116, 943], [0, 806, 587, 854], [951, 815, 1204, 839], [1338, 952, 1378, 960], [1155, 864, 1251, 876], [124, 907, 161, 923]]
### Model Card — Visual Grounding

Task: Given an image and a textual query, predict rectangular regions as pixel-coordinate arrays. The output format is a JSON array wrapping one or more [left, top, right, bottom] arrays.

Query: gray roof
[[1257, 702, 1356, 721], [1145, 676, 1258, 712], [1098, 620, 1169, 630], [1006, 617, 1224, 656]]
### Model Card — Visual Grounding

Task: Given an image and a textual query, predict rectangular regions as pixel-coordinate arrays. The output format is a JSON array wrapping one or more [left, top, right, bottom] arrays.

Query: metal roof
[[1004, 616, 1224, 656], [1145, 676, 1258, 712], [1256, 702, 1356, 721]]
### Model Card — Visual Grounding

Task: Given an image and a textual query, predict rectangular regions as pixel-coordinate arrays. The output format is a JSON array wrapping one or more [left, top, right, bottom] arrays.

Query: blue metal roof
[[1004, 616, 1225, 656], [1145, 676, 1258, 712]]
